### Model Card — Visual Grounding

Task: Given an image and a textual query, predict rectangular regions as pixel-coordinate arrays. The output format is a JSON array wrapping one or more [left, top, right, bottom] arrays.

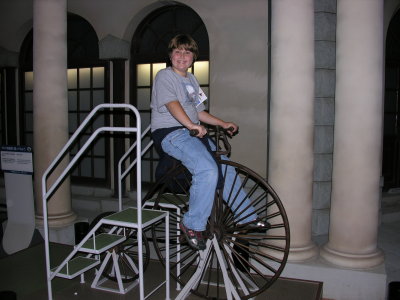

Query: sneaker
[[179, 222, 207, 251]]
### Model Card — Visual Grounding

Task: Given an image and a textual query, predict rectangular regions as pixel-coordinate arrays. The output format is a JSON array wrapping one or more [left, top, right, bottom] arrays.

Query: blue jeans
[[161, 128, 257, 231]]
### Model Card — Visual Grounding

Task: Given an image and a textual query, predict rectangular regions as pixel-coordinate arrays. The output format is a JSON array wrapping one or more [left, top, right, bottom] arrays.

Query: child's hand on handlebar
[[188, 124, 207, 138], [222, 122, 239, 136]]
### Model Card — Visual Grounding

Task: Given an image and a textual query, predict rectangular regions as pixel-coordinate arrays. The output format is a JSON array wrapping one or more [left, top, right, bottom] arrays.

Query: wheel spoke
[[143, 160, 290, 299]]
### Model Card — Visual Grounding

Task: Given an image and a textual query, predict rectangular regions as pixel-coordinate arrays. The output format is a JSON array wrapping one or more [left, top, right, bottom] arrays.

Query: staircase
[[41, 104, 169, 300], [51, 207, 167, 293]]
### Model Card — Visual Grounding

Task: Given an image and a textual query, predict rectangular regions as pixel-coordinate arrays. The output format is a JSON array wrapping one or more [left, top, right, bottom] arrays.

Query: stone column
[[320, 0, 384, 268], [269, 0, 318, 261], [33, 0, 76, 226]]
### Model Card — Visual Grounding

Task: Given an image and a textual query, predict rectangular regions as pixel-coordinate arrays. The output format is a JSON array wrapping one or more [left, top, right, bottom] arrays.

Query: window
[[23, 71, 33, 148], [22, 66, 108, 184], [0, 70, 3, 146], [67, 67, 108, 184]]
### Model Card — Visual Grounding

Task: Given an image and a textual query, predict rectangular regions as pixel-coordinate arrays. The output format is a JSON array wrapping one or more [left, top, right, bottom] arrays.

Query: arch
[[19, 12, 99, 71], [66, 13, 99, 66], [383, 8, 400, 191], [131, 2, 209, 63], [386, 7, 400, 63], [121, 2, 166, 44]]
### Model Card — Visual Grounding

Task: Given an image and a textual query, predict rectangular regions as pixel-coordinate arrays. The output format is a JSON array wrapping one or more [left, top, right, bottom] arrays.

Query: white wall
[[190, 1, 269, 176], [0, 0, 33, 52]]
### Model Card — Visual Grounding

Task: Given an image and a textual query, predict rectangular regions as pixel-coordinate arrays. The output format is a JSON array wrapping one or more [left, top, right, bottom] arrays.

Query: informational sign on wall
[[1, 145, 35, 255], [1, 145, 33, 174]]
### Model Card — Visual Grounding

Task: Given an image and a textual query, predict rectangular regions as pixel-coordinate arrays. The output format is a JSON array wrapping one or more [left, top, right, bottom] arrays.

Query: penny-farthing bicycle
[[143, 126, 290, 300]]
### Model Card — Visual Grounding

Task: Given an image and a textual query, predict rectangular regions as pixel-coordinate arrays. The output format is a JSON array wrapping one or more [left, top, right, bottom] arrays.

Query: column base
[[288, 241, 319, 262], [280, 256, 387, 300], [320, 243, 384, 269], [35, 211, 77, 227], [36, 214, 88, 246]]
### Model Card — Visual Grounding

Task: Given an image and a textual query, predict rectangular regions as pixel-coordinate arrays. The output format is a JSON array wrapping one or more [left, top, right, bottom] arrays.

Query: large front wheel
[[143, 160, 290, 299]]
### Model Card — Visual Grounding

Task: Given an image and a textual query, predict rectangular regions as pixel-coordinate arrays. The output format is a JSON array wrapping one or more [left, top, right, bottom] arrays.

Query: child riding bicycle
[[151, 34, 268, 250]]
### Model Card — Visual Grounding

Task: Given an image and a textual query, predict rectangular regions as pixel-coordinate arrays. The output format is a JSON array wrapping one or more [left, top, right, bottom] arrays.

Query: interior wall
[[188, 0, 269, 176], [2, 0, 400, 180], [0, 0, 269, 177], [0, 1, 33, 53]]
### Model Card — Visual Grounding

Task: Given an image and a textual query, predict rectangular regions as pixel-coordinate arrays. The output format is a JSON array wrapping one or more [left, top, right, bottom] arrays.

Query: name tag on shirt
[[197, 87, 207, 107]]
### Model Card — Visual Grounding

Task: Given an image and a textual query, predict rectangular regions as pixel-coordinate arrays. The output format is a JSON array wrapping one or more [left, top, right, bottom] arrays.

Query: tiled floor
[[378, 219, 400, 285]]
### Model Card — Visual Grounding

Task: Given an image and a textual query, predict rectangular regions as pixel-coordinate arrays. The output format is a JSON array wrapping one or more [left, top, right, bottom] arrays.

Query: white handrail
[[42, 103, 142, 300], [117, 124, 153, 211], [42, 103, 115, 184]]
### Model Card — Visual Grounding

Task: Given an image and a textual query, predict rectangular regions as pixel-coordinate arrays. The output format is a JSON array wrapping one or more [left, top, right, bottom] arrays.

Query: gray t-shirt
[[150, 67, 205, 132]]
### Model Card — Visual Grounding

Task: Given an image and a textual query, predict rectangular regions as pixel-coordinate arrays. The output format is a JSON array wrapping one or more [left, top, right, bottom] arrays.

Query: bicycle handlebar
[[189, 126, 236, 157], [189, 127, 235, 137], [189, 129, 199, 137]]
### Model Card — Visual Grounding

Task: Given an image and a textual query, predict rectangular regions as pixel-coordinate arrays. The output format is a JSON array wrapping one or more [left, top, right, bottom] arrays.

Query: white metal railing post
[[42, 103, 142, 300]]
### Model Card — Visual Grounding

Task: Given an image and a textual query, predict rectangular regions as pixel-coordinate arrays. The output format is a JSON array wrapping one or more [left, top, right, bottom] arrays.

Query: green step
[[102, 207, 167, 227], [146, 193, 189, 207], [52, 256, 100, 279], [80, 233, 126, 254]]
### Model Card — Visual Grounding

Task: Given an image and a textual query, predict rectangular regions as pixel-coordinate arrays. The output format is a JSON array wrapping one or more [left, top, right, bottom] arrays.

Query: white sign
[[1, 145, 35, 255], [1, 146, 33, 174]]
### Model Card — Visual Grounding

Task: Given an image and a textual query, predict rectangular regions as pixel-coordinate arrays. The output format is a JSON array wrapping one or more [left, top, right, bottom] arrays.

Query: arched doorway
[[19, 13, 110, 187], [130, 3, 209, 184], [383, 8, 400, 192]]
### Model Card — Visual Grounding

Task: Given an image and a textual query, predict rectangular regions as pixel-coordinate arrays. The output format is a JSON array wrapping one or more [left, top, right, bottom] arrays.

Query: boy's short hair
[[168, 34, 199, 60]]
